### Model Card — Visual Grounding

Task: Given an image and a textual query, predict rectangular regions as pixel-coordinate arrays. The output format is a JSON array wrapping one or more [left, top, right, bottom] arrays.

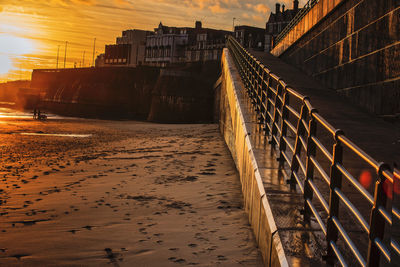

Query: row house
[[145, 23, 190, 67], [265, 0, 301, 51], [185, 22, 229, 63], [98, 21, 231, 68], [101, 29, 152, 67]]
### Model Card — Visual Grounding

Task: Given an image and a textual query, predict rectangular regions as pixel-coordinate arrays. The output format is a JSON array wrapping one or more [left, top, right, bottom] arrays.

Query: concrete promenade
[[251, 50, 399, 166], [219, 48, 399, 266]]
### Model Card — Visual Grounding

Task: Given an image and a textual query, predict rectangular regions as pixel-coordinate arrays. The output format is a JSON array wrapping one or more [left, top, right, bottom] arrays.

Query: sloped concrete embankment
[[218, 50, 288, 267]]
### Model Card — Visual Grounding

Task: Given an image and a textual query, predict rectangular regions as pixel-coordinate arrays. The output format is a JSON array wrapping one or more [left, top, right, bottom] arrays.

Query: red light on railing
[[359, 170, 372, 189], [383, 178, 393, 199]]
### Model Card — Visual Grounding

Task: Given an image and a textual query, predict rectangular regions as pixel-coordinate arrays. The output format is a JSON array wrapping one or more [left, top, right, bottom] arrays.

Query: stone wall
[[272, 0, 399, 115]]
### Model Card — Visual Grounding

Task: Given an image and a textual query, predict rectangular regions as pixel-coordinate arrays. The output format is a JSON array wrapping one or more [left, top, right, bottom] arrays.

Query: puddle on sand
[[17, 133, 92, 138]]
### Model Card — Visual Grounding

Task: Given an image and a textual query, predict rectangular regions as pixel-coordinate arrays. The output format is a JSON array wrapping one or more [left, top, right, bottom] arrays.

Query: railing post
[[303, 108, 318, 224], [326, 129, 344, 264], [255, 64, 262, 112], [278, 86, 289, 167], [250, 59, 257, 105], [263, 74, 272, 136], [258, 69, 266, 126], [270, 81, 283, 148], [367, 163, 390, 267], [288, 97, 308, 190]]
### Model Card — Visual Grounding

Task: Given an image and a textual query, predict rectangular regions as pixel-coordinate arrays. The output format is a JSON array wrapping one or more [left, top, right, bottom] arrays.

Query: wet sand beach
[[0, 112, 263, 266]]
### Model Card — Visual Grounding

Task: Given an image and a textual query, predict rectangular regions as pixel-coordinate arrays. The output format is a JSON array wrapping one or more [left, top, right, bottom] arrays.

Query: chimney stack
[[282, 4, 285, 12], [293, 0, 299, 11], [275, 3, 281, 14], [195, 21, 202, 29]]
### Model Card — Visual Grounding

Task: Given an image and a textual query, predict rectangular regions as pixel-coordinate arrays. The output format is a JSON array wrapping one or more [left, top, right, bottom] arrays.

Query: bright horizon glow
[[0, 0, 307, 83], [0, 54, 13, 75]]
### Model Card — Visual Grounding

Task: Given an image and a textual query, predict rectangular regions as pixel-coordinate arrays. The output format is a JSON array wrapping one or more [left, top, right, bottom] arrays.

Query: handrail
[[226, 35, 398, 266]]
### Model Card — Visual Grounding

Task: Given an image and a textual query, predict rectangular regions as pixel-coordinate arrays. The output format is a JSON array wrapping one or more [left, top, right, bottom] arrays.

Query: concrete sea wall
[[31, 63, 219, 122], [32, 67, 159, 119], [147, 62, 219, 123], [218, 49, 288, 267], [272, 0, 399, 116]]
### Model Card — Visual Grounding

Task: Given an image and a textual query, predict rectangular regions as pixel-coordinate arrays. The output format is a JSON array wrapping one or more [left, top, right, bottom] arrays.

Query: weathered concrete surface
[[272, 0, 400, 116], [147, 62, 219, 123], [219, 48, 329, 266], [32, 67, 159, 119], [32, 63, 219, 123]]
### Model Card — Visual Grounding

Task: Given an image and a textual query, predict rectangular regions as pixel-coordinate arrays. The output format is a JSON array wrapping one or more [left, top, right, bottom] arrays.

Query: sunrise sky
[[0, 0, 305, 82]]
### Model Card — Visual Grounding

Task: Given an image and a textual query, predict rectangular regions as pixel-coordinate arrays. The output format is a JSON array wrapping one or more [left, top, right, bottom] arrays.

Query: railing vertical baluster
[[250, 57, 255, 106], [326, 129, 344, 264], [258, 70, 266, 126], [263, 73, 271, 136], [255, 64, 261, 113], [288, 98, 308, 190], [278, 86, 289, 167], [367, 163, 390, 267], [270, 81, 282, 148], [303, 108, 318, 223]]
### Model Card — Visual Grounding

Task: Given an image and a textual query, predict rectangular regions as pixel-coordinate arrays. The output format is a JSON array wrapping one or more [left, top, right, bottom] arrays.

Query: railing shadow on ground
[[227, 35, 399, 267]]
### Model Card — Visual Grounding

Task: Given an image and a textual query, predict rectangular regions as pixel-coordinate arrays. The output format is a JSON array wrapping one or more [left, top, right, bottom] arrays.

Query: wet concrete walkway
[[222, 48, 399, 265], [251, 50, 399, 165]]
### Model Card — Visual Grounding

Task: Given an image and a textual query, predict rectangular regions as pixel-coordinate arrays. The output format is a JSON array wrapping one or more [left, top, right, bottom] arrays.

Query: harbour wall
[[31, 62, 219, 122]]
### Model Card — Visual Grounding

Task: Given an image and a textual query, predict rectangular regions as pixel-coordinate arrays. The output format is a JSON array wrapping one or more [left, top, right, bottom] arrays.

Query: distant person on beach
[[37, 109, 41, 120], [33, 108, 37, 119]]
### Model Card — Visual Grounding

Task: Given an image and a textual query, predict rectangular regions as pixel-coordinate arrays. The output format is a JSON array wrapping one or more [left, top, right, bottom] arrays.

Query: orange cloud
[[246, 3, 269, 15], [209, 3, 228, 14], [114, 0, 132, 5]]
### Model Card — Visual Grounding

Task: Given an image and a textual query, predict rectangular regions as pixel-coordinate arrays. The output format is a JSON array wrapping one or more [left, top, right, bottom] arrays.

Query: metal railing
[[274, 0, 319, 46], [227, 35, 399, 266]]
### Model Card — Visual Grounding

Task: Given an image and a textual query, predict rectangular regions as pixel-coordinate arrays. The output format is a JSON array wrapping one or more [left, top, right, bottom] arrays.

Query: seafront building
[[144, 22, 191, 67], [96, 0, 302, 67], [97, 21, 230, 68], [234, 25, 265, 51], [98, 29, 152, 67], [145, 21, 230, 67], [264, 0, 301, 51]]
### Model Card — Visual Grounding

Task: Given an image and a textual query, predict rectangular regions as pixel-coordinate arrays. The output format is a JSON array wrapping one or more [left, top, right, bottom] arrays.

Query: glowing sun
[[0, 34, 35, 76]]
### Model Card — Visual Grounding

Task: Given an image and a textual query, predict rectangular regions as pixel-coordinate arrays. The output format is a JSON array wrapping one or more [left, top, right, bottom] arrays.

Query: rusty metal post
[[367, 163, 390, 267], [255, 64, 262, 112], [303, 108, 318, 223], [288, 97, 308, 190], [250, 59, 257, 105], [263, 74, 272, 136], [258, 70, 266, 126], [278, 87, 289, 167], [270, 81, 282, 147], [326, 129, 344, 264]]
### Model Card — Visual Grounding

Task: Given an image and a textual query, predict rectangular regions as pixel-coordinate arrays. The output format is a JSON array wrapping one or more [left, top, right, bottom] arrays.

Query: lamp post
[[63, 41, 68, 69], [56, 45, 60, 69], [92, 38, 96, 67], [232, 17, 236, 33]]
